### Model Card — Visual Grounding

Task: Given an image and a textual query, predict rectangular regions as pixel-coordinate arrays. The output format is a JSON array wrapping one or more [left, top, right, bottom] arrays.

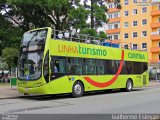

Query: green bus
[[17, 27, 149, 97]]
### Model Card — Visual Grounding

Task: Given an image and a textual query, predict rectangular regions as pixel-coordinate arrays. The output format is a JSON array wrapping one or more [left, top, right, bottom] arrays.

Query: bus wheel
[[72, 81, 84, 98], [125, 79, 133, 92]]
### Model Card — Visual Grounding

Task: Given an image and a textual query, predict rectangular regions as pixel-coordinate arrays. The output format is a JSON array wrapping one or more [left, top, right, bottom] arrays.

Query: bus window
[[85, 59, 96, 75], [120, 61, 127, 74], [50, 57, 67, 80], [96, 59, 104, 75], [53, 59, 66, 73], [126, 61, 134, 74], [104, 60, 115, 74], [68, 58, 82, 75]]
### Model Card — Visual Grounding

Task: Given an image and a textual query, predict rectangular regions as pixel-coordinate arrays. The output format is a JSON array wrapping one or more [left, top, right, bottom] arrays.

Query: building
[[105, 0, 160, 68]]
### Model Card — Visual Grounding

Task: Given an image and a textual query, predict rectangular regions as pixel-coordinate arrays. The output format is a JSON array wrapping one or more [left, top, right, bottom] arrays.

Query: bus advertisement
[[17, 27, 148, 97]]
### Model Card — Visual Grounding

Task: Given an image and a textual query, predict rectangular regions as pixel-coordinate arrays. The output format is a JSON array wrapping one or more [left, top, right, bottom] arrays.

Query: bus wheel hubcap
[[74, 84, 81, 95], [127, 82, 132, 90]]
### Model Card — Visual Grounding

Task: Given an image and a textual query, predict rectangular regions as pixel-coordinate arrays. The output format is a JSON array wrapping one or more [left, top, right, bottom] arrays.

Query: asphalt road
[[0, 86, 160, 115]]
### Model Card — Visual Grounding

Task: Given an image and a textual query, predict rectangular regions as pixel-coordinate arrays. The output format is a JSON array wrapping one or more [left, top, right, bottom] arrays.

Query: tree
[[2, 47, 19, 69], [68, 5, 89, 32], [4, 0, 112, 31], [4, 0, 83, 31], [0, 14, 22, 55], [83, 0, 107, 29], [0, 57, 9, 70]]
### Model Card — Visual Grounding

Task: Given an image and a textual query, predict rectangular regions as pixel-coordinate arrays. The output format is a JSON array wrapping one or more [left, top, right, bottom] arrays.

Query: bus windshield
[[18, 52, 43, 80], [21, 29, 47, 47]]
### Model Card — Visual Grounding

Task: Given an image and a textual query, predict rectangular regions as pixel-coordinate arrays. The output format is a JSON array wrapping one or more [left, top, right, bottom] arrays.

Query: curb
[[0, 95, 23, 100], [0, 82, 160, 99]]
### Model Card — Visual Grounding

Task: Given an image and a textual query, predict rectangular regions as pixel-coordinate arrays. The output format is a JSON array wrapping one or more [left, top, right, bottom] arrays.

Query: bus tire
[[125, 79, 133, 92], [72, 81, 84, 98]]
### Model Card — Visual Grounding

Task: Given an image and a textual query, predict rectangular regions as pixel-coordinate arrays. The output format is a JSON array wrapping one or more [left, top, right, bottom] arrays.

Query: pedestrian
[[1, 71, 4, 83]]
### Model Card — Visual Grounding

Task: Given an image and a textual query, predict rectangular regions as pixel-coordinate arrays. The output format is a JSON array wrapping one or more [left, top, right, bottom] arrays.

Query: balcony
[[106, 28, 121, 34], [108, 17, 121, 23], [150, 47, 160, 53], [151, 11, 160, 16], [107, 8, 120, 13], [151, 23, 160, 28], [150, 59, 160, 63], [105, 39, 121, 44], [106, 0, 114, 2], [151, 32, 160, 40]]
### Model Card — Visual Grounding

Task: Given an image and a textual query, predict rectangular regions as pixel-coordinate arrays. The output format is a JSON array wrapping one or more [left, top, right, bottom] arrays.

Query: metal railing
[[52, 29, 148, 51], [151, 31, 160, 35]]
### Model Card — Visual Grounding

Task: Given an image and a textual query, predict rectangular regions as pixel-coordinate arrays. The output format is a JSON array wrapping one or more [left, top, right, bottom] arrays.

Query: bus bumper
[[17, 85, 50, 95]]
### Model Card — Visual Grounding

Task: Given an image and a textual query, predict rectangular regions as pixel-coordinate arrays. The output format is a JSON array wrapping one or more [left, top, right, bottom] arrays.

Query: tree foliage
[[2, 47, 19, 68], [4, 0, 108, 31], [0, 14, 22, 56], [5, 0, 83, 30], [83, 0, 107, 29]]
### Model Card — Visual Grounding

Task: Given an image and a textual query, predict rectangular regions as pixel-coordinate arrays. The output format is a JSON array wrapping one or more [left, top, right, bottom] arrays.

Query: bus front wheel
[[72, 81, 84, 98], [125, 79, 133, 92]]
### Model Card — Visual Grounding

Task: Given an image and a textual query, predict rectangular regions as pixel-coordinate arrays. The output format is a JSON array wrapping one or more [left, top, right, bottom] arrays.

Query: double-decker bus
[[17, 27, 149, 97]]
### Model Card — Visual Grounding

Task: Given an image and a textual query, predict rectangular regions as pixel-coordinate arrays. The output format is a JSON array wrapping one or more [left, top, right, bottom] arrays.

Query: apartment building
[[105, 0, 160, 67], [150, 4, 160, 67]]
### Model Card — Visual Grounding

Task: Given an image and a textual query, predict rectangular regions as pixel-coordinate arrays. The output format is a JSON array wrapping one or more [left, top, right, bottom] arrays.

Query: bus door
[[50, 56, 67, 81]]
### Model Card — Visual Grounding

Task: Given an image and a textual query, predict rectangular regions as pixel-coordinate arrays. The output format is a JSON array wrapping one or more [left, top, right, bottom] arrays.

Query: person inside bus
[[127, 66, 133, 74], [69, 65, 77, 74], [54, 65, 58, 73], [54, 61, 59, 73], [29, 64, 34, 75]]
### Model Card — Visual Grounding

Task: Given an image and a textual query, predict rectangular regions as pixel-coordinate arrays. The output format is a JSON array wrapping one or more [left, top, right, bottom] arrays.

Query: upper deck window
[[21, 29, 48, 46]]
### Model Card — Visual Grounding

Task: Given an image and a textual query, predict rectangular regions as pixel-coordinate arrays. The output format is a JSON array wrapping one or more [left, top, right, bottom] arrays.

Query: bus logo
[[58, 45, 107, 56]]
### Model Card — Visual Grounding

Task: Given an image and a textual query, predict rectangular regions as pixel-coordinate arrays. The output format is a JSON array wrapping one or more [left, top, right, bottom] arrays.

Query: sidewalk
[[148, 80, 160, 87], [0, 81, 160, 99], [0, 85, 21, 99]]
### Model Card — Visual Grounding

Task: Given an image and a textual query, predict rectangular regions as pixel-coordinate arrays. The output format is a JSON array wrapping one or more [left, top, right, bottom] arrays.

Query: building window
[[142, 31, 147, 37], [108, 36, 112, 40], [158, 17, 160, 22], [114, 24, 119, 29], [109, 25, 112, 30], [158, 5, 160, 10], [133, 9, 138, 15], [114, 13, 118, 18], [158, 29, 160, 35], [124, 33, 129, 39], [142, 7, 147, 13], [133, 0, 137, 3], [114, 35, 119, 40], [142, 43, 147, 48], [108, 14, 112, 19], [133, 32, 138, 38], [142, 19, 147, 25], [124, 0, 129, 5], [109, 4, 113, 8], [124, 11, 129, 16], [124, 22, 129, 28], [132, 21, 138, 26], [124, 45, 128, 49], [133, 44, 137, 49], [158, 42, 160, 47]]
